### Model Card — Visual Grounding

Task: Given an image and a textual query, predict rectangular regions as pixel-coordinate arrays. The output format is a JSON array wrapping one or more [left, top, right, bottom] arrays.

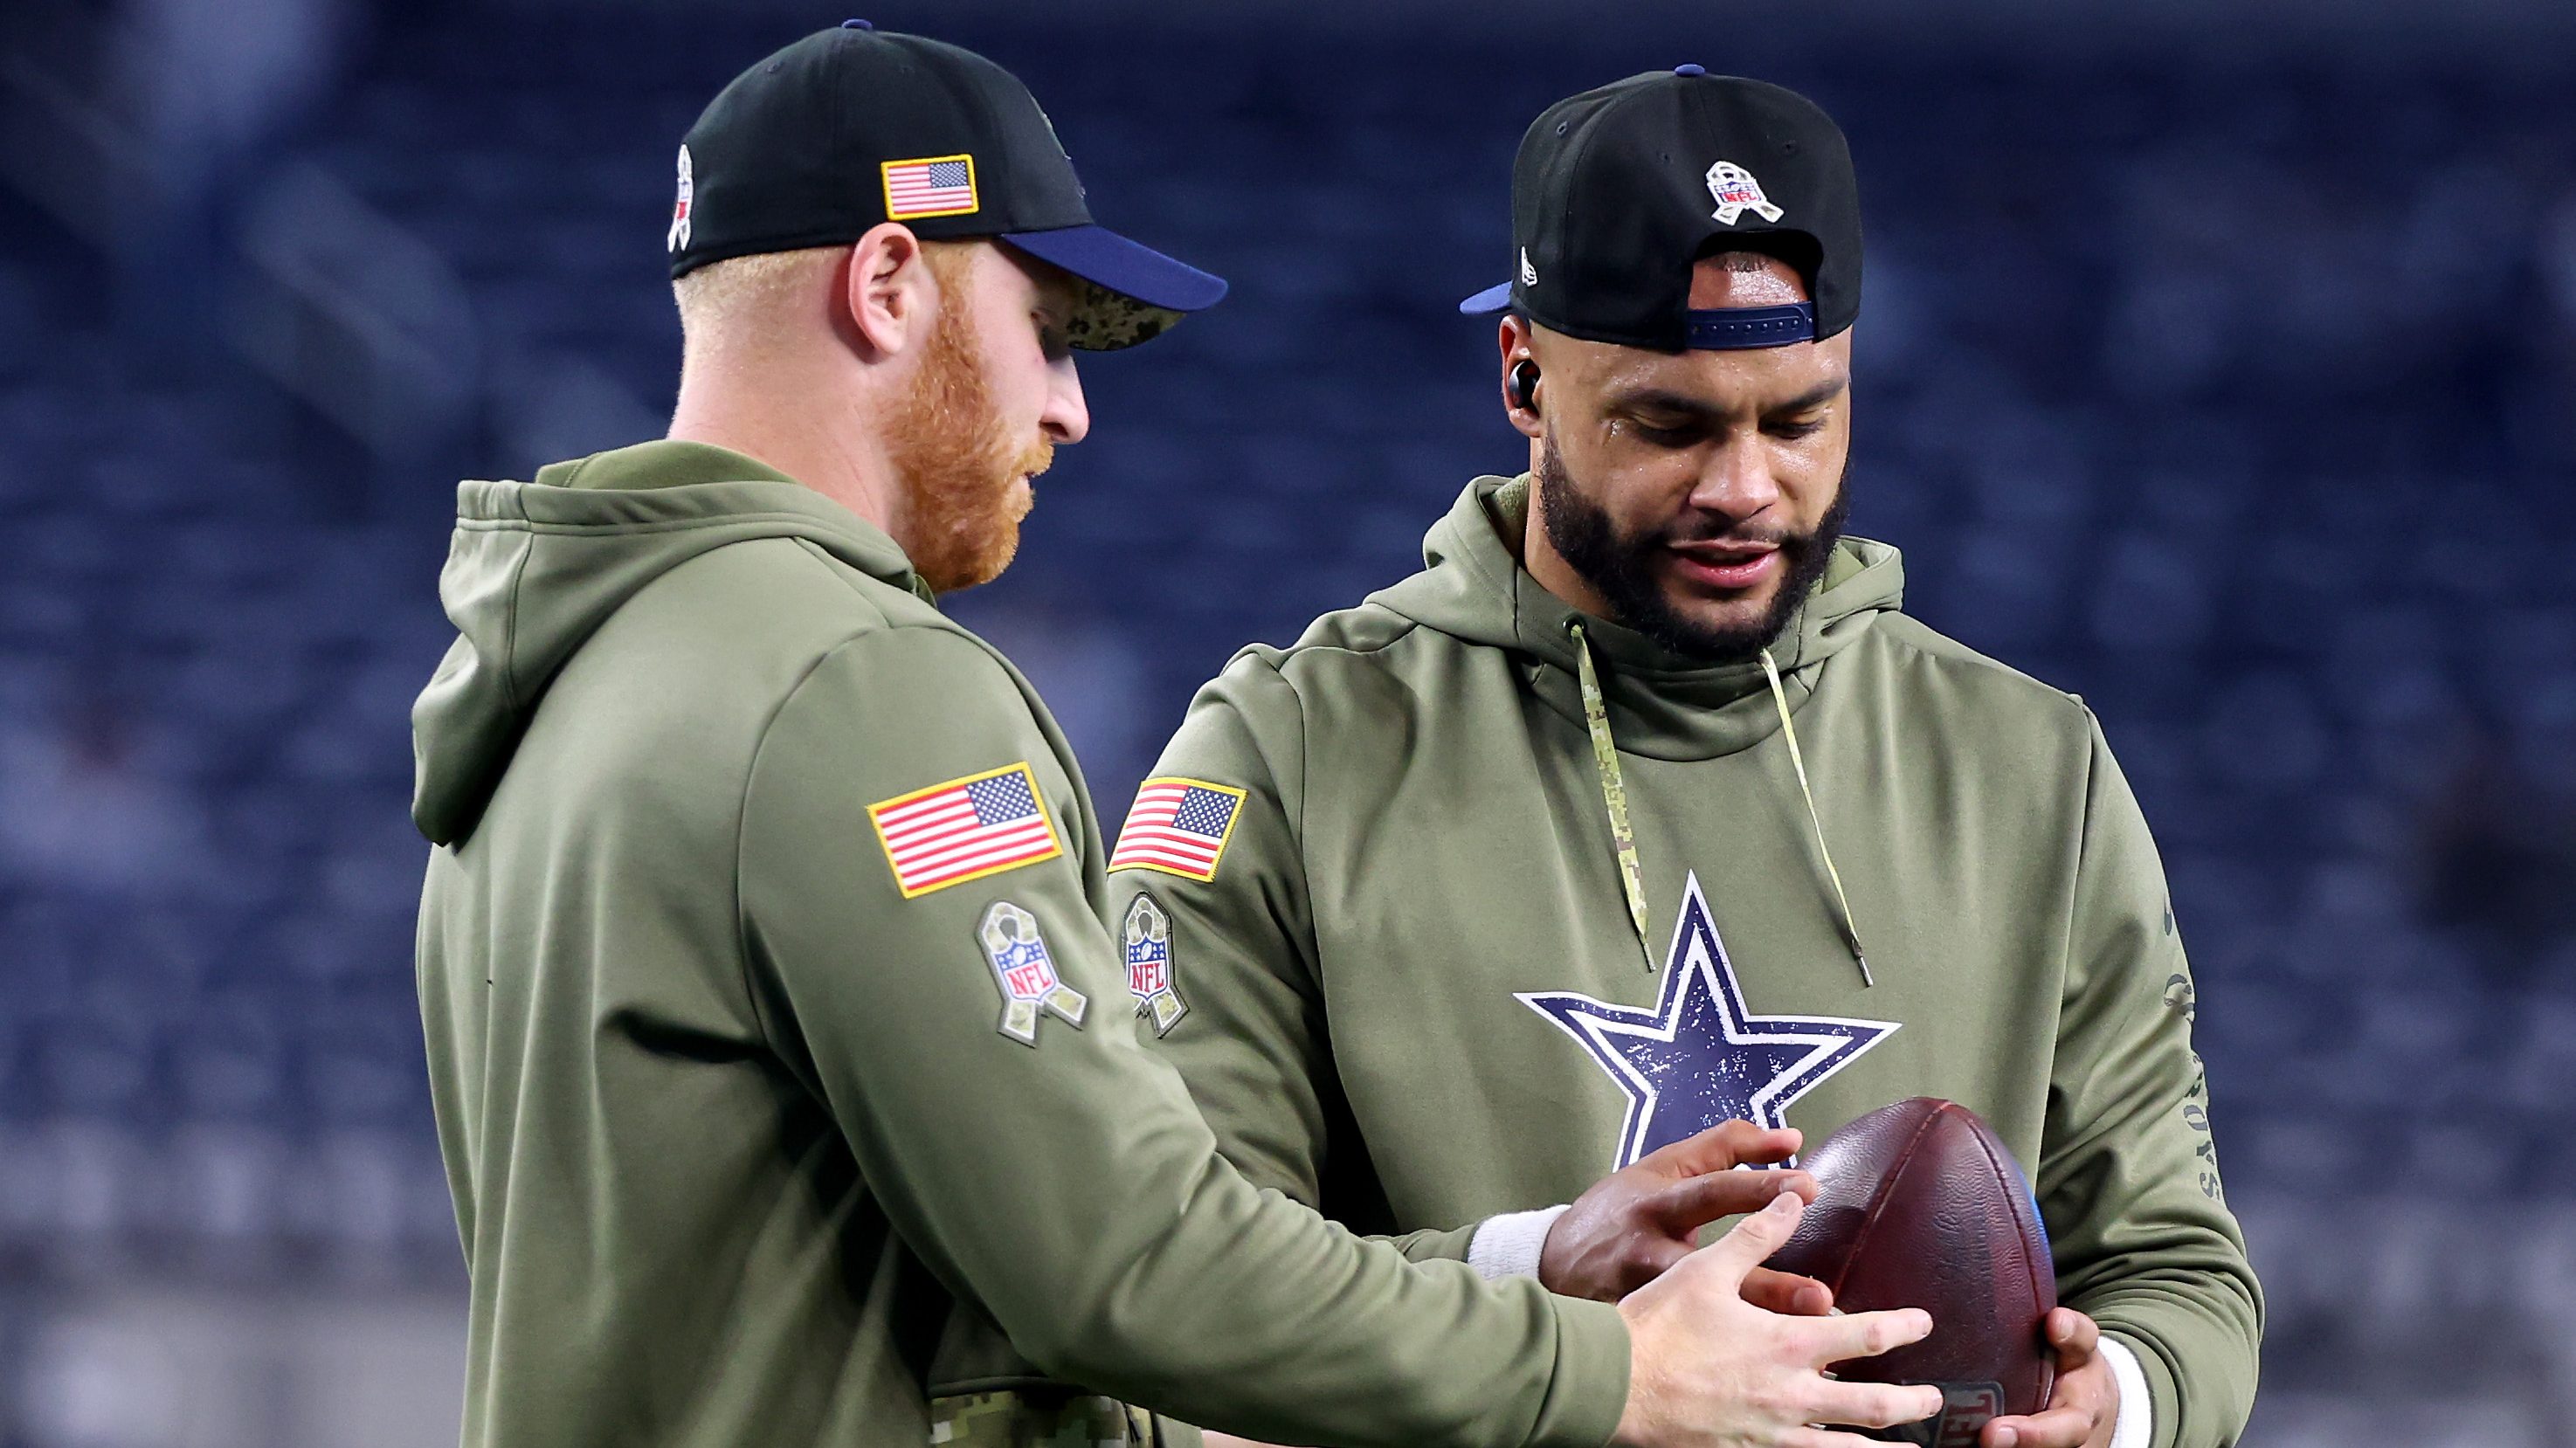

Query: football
[[1765, 1098, 2057, 1445]]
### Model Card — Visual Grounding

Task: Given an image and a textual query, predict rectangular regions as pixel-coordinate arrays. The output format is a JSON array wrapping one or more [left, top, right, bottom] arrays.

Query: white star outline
[[1516, 872, 1901, 1170]]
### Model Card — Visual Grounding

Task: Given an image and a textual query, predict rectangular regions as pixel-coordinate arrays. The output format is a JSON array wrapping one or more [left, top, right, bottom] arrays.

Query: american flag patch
[[881, 154, 979, 220], [1108, 777, 1247, 881], [868, 762, 1061, 898]]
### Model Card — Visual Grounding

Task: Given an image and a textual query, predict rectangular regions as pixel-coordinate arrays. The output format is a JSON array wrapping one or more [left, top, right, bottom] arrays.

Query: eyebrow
[[1606, 374, 1849, 423]]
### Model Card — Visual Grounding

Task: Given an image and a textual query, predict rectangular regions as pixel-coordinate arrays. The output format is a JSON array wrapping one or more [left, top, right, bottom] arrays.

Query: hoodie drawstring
[[1760, 647, 1874, 987], [1568, 620, 1656, 972], [1565, 617, 1875, 988]]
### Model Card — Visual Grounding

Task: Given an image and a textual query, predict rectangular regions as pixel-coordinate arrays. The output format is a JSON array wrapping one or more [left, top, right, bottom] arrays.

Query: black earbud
[[1509, 359, 1542, 412]]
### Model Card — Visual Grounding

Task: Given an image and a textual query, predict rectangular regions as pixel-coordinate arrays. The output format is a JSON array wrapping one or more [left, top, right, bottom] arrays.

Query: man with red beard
[[408, 26, 1945, 1448]]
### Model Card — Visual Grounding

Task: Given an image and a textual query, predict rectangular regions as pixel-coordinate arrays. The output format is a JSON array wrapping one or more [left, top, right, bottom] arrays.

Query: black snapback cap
[[669, 21, 1225, 349], [1461, 67, 1860, 353]]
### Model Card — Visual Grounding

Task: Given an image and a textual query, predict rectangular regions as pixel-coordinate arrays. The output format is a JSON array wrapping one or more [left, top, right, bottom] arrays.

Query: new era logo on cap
[[883, 154, 979, 220]]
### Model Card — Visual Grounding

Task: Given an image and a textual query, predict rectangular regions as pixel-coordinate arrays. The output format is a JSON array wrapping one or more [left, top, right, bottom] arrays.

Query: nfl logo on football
[[1935, 1383, 2004, 1448]]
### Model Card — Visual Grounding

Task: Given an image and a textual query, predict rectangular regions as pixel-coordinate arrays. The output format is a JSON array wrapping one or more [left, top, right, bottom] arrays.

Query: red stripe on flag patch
[[868, 762, 1061, 898], [1108, 777, 1247, 881]]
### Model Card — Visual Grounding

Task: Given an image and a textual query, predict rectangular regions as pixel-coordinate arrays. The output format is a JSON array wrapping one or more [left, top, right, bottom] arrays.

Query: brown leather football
[[1764, 1098, 2056, 1445]]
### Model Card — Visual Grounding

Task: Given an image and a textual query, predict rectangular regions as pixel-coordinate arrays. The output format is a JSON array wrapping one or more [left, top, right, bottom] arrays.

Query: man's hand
[[1615, 1191, 1941, 1448], [1982, 1309, 2117, 1448], [1543, 1120, 1833, 1308]]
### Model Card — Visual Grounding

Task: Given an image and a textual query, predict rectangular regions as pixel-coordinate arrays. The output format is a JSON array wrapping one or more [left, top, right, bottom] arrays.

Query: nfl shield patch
[[977, 901, 1088, 1046], [1121, 891, 1187, 1036]]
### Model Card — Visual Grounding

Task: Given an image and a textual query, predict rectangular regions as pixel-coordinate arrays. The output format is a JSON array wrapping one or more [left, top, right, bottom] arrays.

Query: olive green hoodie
[[1120, 475, 2262, 1448], [410, 443, 1629, 1448]]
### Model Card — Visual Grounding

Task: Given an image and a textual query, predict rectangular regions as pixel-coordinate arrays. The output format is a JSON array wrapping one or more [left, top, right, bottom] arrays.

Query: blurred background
[[2, 0, 2571, 1442]]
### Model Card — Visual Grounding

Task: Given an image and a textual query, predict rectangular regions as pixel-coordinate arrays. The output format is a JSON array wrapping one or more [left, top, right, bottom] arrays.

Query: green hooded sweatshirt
[[1116, 475, 2262, 1448], [410, 443, 1630, 1448]]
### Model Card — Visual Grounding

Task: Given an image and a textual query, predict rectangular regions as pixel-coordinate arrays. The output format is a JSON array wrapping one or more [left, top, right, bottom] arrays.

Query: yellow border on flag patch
[[868, 761, 1062, 899], [1108, 776, 1249, 882], [881, 153, 980, 220]]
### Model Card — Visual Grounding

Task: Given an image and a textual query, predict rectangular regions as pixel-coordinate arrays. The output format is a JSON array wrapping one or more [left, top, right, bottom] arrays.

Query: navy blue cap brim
[[1459, 281, 1515, 314], [1005, 224, 1227, 312]]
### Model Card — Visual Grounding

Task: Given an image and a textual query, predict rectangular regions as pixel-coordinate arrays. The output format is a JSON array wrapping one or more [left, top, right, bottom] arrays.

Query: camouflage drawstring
[[1760, 647, 1874, 987], [1568, 620, 1656, 972]]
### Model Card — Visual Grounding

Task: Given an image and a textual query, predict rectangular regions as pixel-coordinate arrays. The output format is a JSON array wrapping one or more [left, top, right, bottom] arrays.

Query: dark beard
[[1536, 433, 1851, 663]]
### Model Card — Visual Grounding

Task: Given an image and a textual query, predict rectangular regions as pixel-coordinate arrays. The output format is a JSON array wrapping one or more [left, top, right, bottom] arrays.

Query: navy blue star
[[1519, 873, 1900, 1169]]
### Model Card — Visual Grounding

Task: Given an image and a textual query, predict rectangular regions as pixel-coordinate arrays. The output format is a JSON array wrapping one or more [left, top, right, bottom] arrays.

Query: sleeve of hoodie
[[1115, 653, 1492, 1267], [2038, 713, 2263, 1448], [736, 625, 1626, 1448]]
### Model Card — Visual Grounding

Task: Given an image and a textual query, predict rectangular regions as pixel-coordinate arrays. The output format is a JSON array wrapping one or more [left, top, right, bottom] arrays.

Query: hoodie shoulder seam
[[784, 536, 928, 621], [733, 631, 880, 1058], [1227, 652, 1331, 990], [1265, 606, 1431, 666], [731, 621, 1001, 1057], [1870, 615, 2088, 717]]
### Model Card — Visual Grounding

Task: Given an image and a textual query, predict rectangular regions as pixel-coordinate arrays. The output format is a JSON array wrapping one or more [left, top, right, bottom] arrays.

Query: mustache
[[1651, 515, 1807, 549]]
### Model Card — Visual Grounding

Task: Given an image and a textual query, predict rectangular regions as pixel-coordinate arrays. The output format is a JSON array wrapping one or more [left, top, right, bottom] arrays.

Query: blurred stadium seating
[[3, 1, 2572, 1443]]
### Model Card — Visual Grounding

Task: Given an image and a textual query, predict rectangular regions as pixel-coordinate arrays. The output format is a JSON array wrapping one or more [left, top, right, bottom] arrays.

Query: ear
[[1498, 314, 1544, 441], [842, 223, 936, 359]]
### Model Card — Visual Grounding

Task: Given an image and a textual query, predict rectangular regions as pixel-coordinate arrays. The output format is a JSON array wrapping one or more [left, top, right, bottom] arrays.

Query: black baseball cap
[[1460, 67, 1861, 353], [668, 21, 1226, 349]]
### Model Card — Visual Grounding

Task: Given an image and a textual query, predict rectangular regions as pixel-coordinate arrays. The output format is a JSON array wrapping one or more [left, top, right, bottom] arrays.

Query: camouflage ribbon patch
[[977, 901, 1088, 1046], [1121, 891, 1188, 1037]]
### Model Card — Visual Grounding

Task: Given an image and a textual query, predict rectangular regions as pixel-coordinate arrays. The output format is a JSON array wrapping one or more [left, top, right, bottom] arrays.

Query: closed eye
[[1034, 311, 1072, 363], [1626, 419, 1705, 447]]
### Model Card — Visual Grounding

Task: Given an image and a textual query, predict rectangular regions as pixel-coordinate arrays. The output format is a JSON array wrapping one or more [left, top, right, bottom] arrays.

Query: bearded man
[[1116, 70, 2262, 1448], [408, 29, 1946, 1448]]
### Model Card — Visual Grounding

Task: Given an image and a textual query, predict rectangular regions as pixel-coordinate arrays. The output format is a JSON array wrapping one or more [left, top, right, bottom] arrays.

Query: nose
[[1687, 434, 1782, 523], [1041, 356, 1089, 445]]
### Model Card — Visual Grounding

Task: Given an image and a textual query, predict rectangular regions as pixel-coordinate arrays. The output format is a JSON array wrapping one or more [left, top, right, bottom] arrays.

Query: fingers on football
[[1693, 1188, 1806, 1283], [1642, 1119, 1800, 1176], [1802, 1376, 1945, 1431], [2044, 1307, 2100, 1357], [1783, 1431, 1923, 1448], [1646, 1166, 1815, 1232], [1984, 1405, 2095, 1448], [1740, 1266, 1834, 1316], [1803, 1305, 1934, 1369]]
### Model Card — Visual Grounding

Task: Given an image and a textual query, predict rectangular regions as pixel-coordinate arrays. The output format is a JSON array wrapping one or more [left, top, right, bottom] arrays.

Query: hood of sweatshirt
[[1368, 473, 1905, 763], [411, 439, 926, 846]]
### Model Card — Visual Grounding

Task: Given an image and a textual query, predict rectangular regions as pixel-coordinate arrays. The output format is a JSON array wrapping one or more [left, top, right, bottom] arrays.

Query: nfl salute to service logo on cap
[[668, 19, 1226, 349], [1461, 65, 1862, 355]]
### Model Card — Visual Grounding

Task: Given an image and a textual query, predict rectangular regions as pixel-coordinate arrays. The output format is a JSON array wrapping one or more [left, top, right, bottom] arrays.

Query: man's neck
[[668, 379, 902, 538]]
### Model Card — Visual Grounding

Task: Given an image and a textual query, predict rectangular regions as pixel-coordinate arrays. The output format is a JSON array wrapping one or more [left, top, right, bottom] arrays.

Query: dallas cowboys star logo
[[1519, 873, 1899, 1170]]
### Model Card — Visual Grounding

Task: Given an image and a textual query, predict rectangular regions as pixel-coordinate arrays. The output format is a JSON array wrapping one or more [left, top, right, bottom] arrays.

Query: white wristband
[[2097, 1336, 2152, 1448], [1465, 1203, 1572, 1281]]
